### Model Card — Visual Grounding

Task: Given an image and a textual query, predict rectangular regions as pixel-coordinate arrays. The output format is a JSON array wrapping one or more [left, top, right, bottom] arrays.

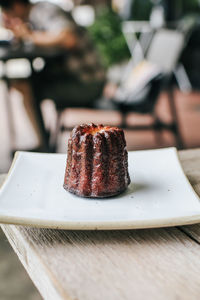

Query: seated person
[[0, 0, 105, 149]]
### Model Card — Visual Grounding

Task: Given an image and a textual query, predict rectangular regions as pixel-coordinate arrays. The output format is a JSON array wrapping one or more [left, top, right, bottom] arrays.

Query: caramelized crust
[[63, 123, 130, 198]]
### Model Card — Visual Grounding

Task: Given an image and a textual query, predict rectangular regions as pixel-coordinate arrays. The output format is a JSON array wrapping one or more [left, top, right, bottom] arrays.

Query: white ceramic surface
[[0, 148, 200, 229]]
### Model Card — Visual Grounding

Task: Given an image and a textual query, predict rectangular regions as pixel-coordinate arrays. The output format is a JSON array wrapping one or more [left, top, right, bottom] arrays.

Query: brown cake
[[63, 123, 131, 198]]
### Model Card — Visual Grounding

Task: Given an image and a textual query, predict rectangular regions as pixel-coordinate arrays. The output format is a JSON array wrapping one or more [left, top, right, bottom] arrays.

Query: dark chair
[[112, 28, 186, 149]]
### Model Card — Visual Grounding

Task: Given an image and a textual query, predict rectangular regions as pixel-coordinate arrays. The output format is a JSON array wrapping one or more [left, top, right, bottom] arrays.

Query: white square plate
[[0, 148, 199, 230]]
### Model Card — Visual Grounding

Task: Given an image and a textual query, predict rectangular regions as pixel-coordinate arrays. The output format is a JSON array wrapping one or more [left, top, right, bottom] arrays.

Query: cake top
[[71, 123, 123, 137]]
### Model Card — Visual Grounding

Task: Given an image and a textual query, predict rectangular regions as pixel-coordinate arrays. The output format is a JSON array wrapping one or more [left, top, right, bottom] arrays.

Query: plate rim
[[0, 148, 200, 230], [0, 211, 200, 230]]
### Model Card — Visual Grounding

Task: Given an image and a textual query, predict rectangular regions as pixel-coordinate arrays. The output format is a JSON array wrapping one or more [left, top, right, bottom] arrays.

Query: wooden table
[[1, 149, 200, 300]]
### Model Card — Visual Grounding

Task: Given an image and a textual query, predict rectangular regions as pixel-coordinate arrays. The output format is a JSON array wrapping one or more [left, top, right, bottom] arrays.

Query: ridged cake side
[[63, 124, 130, 197]]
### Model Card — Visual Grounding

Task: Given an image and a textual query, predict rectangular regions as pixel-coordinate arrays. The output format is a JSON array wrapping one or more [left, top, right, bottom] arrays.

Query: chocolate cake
[[63, 123, 130, 198]]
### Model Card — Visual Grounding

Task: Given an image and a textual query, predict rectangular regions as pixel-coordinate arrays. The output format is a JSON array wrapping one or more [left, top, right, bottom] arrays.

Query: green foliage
[[88, 8, 130, 68]]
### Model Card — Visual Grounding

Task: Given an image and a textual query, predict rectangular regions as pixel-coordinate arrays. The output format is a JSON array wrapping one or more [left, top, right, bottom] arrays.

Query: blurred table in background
[[0, 43, 66, 153], [0, 43, 65, 62], [1, 148, 200, 300]]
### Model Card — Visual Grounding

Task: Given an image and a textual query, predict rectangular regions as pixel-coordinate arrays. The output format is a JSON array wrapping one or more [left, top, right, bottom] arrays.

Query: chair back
[[113, 28, 186, 114], [147, 29, 185, 74]]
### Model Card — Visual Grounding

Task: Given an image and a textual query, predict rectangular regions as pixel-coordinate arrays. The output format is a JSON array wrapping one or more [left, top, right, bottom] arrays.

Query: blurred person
[[0, 0, 105, 149]]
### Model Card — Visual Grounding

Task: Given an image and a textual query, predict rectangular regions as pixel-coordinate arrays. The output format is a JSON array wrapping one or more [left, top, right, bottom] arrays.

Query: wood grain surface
[[1, 149, 200, 300], [179, 149, 200, 244]]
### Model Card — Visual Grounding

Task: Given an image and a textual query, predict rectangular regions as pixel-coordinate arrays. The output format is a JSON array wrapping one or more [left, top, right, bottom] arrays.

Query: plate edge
[[0, 213, 200, 230]]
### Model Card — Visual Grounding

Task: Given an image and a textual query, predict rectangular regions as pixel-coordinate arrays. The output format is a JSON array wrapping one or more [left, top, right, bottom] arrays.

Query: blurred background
[[0, 0, 200, 299]]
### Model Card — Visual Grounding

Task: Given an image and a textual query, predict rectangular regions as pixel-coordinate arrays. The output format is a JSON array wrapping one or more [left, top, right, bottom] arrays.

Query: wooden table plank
[[178, 149, 200, 194], [1, 149, 200, 300], [2, 225, 200, 300], [178, 149, 200, 243]]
